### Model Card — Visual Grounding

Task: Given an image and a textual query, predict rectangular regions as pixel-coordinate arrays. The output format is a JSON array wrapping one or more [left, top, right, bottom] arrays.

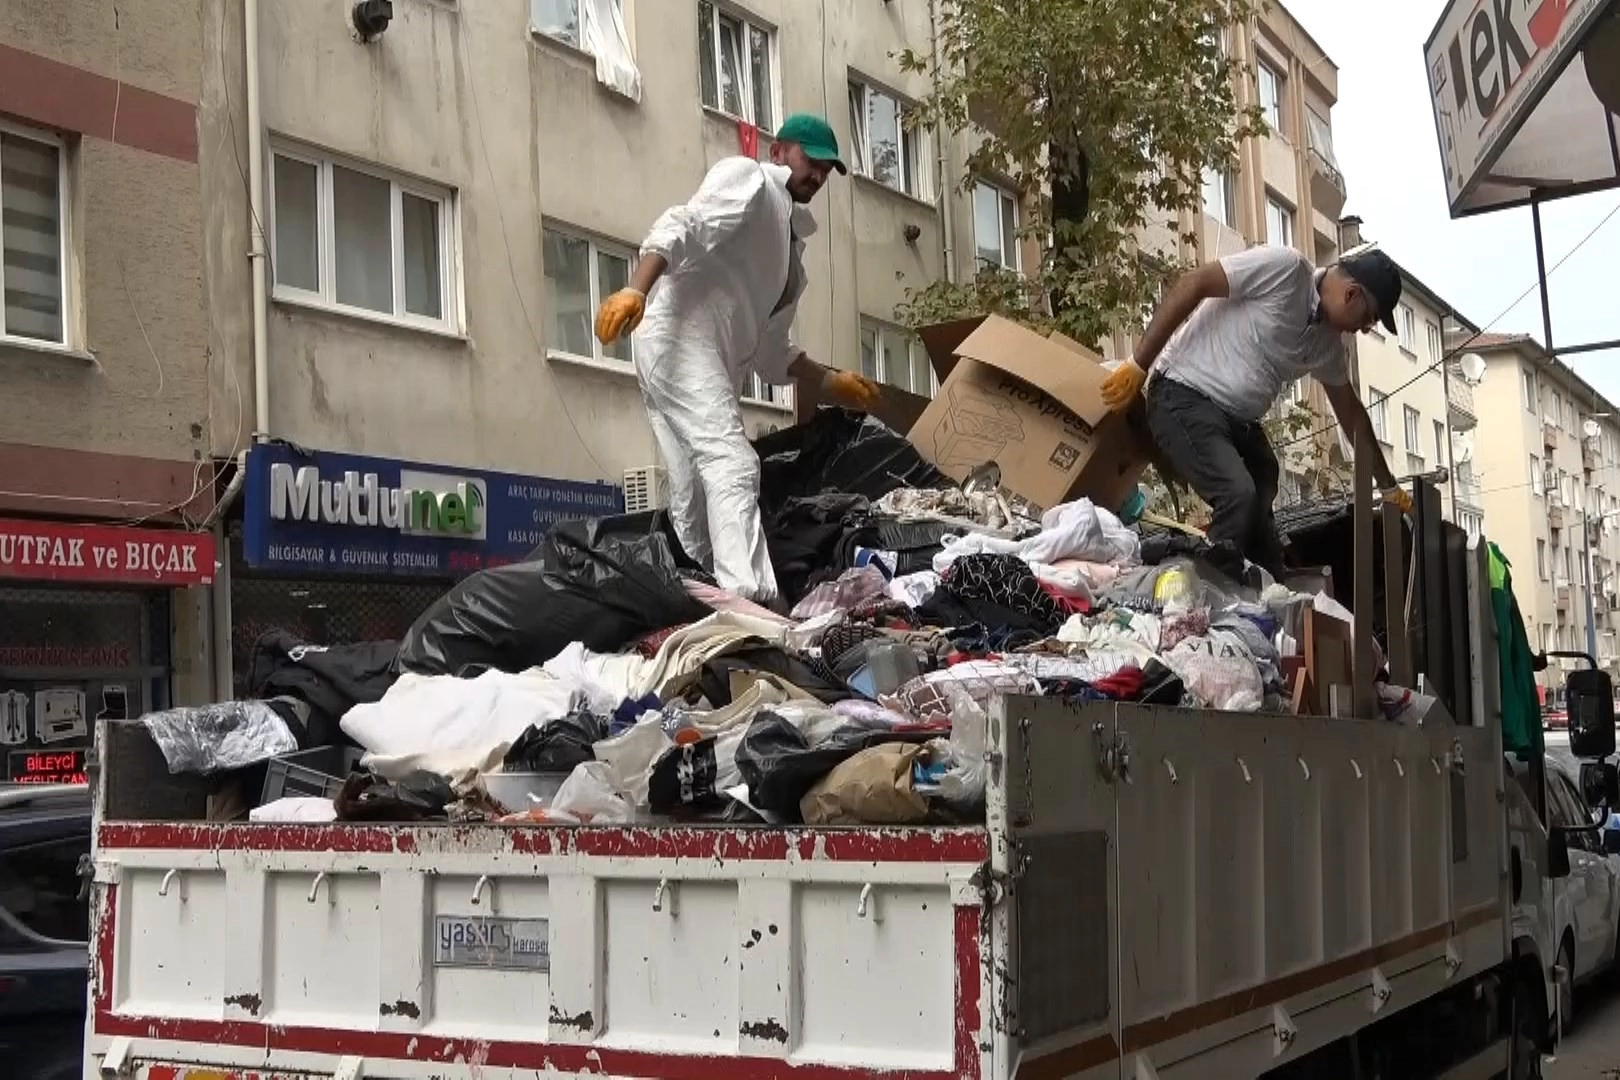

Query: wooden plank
[[1382, 502, 1412, 686], [1352, 433, 1378, 719]]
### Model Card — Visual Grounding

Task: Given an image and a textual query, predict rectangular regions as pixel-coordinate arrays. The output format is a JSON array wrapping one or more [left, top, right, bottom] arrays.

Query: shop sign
[[0, 518, 215, 587], [243, 445, 624, 578], [8, 748, 89, 784]]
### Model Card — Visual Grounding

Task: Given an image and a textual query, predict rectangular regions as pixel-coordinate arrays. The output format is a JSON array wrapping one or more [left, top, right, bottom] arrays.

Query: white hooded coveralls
[[632, 157, 814, 604]]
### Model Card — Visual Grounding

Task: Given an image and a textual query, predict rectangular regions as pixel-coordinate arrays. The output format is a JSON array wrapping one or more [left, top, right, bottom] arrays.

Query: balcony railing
[[1305, 111, 1346, 219], [1445, 363, 1477, 429]]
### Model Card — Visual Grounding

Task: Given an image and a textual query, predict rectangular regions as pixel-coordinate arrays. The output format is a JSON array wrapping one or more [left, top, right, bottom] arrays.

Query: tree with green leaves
[[895, 0, 1267, 349]]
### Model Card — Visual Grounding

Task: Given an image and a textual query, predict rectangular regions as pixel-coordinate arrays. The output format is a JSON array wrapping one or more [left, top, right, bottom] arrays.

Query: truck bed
[[86, 691, 1507, 1080]]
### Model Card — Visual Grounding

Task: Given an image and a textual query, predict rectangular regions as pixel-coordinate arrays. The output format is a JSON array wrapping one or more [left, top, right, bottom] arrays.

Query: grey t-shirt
[[1154, 246, 1349, 421]]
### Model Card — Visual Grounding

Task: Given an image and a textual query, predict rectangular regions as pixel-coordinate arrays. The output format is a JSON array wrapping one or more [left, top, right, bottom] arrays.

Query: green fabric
[[1489, 542, 1544, 759], [775, 114, 847, 174]]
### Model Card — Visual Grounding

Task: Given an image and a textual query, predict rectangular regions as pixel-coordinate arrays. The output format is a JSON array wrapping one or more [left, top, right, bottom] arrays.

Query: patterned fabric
[[940, 554, 1063, 631], [635, 624, 690, 659], [1159, 609, 1211, 653], [821, 620, 887, 667]]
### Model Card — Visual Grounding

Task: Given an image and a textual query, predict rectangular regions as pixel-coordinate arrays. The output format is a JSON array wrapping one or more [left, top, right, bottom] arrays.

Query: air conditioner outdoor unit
[[623, 465, 670, 514]]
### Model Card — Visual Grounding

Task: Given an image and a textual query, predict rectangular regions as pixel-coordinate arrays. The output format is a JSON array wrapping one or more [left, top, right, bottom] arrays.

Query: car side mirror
[[1567, 667, 1617, 759], [1581, 761, 1620, 812], [1549, 828, 1573, 879]]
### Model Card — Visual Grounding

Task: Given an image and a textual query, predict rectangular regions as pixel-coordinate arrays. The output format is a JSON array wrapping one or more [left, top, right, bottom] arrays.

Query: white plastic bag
[[913, 686, 988, 809], [551, 761, 635, 823], [1165, 637, 1264, 712]]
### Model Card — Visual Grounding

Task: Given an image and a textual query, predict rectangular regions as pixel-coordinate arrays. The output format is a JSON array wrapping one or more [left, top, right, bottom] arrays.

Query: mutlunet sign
[[268, 463, 488, 539]]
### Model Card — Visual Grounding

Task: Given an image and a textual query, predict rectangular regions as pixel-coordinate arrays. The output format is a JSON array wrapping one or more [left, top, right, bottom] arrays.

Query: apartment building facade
[[1470, 333, 1620, 693], [1338, 236, 1483, 532], [0, 1, 225, 779], [198, 0, 985, 689]]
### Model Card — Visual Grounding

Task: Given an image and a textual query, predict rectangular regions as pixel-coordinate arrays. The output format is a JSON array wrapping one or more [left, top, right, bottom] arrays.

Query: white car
[[1540, 755, 1620, 1018]]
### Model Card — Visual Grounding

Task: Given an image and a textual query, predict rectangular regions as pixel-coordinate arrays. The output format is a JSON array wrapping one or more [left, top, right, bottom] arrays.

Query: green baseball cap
[[775, 114, 847, 175]]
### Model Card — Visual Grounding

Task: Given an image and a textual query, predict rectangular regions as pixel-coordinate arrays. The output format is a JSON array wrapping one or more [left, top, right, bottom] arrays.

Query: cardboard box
[[912, 315, 1149, 514]]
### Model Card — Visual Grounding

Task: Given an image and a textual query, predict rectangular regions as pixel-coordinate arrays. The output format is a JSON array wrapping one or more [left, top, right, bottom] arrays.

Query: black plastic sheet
[[396, 515, 711, 676], [502, 709, 607, 773], [735, 713, 936, 823], [754, 408, 951, 516], [335, 770, 455, 822]]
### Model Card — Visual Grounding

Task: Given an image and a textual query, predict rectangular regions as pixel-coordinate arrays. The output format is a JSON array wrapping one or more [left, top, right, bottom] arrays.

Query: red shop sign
[[0, 518, 215, 587]]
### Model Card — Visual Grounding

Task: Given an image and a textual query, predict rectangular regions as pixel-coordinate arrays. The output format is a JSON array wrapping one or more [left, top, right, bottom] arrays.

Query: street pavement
[[1548, 976, 1620, 1078]]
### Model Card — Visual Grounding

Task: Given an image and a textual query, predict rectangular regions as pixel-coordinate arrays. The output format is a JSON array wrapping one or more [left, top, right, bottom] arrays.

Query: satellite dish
[[1585, 11, 1620, 115], [1458, 352, 1486, 384], [1585, 418, 1603, 440]]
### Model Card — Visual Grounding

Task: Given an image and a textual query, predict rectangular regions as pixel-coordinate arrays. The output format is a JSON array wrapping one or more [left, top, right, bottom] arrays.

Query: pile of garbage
[[139, 409, 1424, 829]]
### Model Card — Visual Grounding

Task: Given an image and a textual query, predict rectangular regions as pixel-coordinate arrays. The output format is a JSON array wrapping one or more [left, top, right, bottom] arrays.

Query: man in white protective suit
[[594, 113, 881, 604]]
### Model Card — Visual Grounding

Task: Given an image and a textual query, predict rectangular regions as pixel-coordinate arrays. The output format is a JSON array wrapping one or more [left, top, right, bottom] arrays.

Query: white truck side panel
[[992, 697, 1508, 1080]]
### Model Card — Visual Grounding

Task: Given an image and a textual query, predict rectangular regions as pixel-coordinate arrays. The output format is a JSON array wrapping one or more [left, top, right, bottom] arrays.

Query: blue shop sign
[[241, 445, 623, 578]]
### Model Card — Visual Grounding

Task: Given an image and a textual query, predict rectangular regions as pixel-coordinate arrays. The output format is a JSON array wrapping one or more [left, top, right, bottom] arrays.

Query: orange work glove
[[1099, 361, 1148, 411], [594, 288, 646, 344], [825, 370, 882, 411], [1382, 486, 1413, 515]]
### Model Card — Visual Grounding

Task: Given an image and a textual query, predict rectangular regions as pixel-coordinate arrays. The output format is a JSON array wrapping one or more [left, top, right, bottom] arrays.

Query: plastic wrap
[[912, 686, 987, 810], [142, 701, 299, 775], [551, 761, 635, 823]]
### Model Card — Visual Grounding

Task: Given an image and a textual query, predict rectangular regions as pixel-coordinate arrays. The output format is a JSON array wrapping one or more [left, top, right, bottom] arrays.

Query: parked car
[[1543, 753, 1620, 1015], [0, 783, 92, 1080]]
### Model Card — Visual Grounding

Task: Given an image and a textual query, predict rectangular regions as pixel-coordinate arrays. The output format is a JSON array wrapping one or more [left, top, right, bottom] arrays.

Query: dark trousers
[[1145, 378, 1285, 577]]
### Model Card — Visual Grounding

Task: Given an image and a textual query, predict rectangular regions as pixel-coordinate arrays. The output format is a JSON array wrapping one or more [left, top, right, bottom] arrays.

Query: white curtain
[[581, 0, 642, 103]]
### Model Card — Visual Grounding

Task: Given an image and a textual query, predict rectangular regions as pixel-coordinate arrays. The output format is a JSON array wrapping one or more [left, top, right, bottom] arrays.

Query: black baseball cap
[[1339, 249, 1402, 334]]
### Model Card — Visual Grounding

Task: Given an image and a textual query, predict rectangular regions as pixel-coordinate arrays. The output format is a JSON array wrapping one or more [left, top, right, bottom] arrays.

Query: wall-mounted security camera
[[353, 0, 394, 42]]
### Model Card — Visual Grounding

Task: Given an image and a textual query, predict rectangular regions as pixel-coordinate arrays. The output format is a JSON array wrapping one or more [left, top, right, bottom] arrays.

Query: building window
[[1265, 195, 1293, 248], [743, 371, 794, 409], [1522, 368, 1537, 412], [1461, 510, 1483, 539], [1530, 454, 1543, 495], [1396, 304, 1416, 353], [1433, 419, 1446, 465], [1201, 168, 1235, 228], [1257, 60, 1283, 134], [532, 0, 584, 47], [0, 123, 68, 347], [270, 145, 457, 330], [698, 2, 777, 129], [849, 80, 922, 198], [973, 181, 1020, 271], [860, 317, 932, 398], [1425, 319, 1443, 362], [1367, 388, 1388, 444], [1538, 540, 1548, 580], [542, 225, 636, 366], [1403, 405, 1421, 452], [1406, 452, 1425, 477]]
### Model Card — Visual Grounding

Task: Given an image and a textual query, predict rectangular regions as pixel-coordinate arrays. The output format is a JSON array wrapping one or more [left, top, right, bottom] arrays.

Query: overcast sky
[[1288, 0, 1620, 405]]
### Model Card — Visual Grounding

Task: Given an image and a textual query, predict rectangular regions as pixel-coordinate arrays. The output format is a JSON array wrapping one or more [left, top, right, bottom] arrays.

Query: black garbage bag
[[502, 708, 607, 773], [647, 736, 724, 814], [764, 494, 870, 607], [334, 770, 455, 822], [735, 712, 938, 822], [754, 408, 951, 515], [245, 631, 397, 748], [396, 515, 711, 675]]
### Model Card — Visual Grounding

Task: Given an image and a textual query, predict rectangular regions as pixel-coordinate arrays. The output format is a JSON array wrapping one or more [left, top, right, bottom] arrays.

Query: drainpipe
[[246, 0, 270, 437], [202, 459, 249, 701], [928, 0, 956, 283]]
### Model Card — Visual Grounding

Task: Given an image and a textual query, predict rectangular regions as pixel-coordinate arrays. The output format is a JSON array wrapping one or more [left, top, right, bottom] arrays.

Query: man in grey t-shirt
[[1097, 246, 1409, 576]]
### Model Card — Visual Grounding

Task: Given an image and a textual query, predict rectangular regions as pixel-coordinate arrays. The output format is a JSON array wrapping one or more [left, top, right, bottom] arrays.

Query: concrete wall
[[208, 0, 968, 482], [0, 0, 214, 512]]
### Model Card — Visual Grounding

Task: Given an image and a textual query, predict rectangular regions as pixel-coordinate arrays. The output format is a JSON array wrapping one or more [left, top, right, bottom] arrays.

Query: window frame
[[1433, 419, 1446, 465], [1367, 387, 1389, 444], [848, 77, 926, 201], [1402, 404, 1421, 452], [0, 118, 73, 351], [697, 1, 780, 130], [1256, 60, 1284, 135], [1264, 194, 1294, 249], [1530, 454, 1544, 496], [972, 180, 1021, 272], [1201, 167, 1236, 229], [268, 141, 461, 334], [1537, 539, 1549, 580], [541, 222, 640, 370], [1522, 368, 1537, 412], [859, 316, 934, 399], [531, 0, 585, 49], [1396, 304, 1417, 354], [1425, 318, 1443, 362]]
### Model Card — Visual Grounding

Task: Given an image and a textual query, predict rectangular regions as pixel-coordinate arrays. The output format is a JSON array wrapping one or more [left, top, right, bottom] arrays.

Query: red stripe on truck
[[94, 882, 987, 1080], [97, 822, 991, 863]]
